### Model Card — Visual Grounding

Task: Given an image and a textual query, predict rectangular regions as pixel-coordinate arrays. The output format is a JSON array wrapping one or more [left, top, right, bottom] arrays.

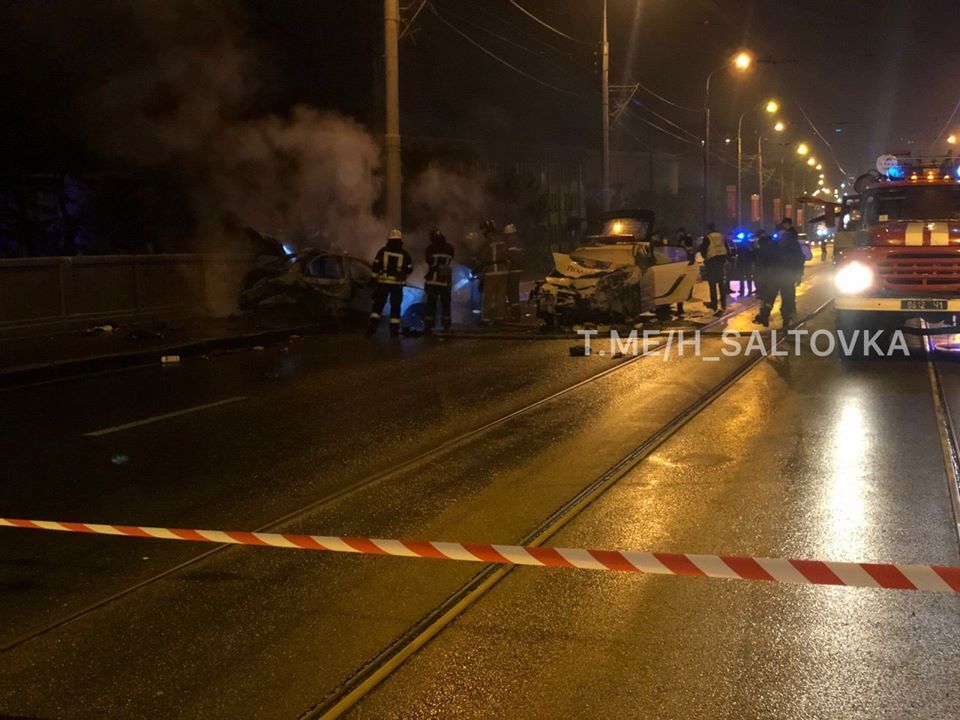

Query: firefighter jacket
[[372, 239, 413, 285], [700, 231, 728, 261], [425, 239, 455, 287], [479, 234, 510, 276]]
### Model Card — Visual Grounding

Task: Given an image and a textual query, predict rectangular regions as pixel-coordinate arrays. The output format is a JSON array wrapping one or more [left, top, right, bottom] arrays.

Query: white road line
[[83, 396, 247, 437]]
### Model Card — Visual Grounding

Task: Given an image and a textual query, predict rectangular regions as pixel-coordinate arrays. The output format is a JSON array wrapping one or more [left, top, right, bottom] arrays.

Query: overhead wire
[[506, 0, 593, 46], [437, 5, 589, 79], [635, 81, 702, 113], [399, 0, 428, 40], [928, 95, 960, 155], [428, 4, 582, 98], [624, 103, 701, 142], [794, 102, 849, 177]]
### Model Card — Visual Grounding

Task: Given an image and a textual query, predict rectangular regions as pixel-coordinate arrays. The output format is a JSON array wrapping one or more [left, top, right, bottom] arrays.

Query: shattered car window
[[305, 255, 345, 279]]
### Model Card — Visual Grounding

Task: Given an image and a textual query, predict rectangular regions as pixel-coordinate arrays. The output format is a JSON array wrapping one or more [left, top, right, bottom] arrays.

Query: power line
[[437, 5, 589, 79], [625, 102, 700, 142], [795, 103, 848, 177], [465, 0, 583, 61], [399, 0, 428, 40], [428, 4, 582, 97], [620, 108, 698, 147], [635, 81, 701, 113], [928, 96, 960, 155], [507, 0, 593, 46]]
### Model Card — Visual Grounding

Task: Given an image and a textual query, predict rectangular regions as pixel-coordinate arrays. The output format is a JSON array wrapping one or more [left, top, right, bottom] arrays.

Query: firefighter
[[479, 220, 509, 325], [367, 229, 413, 337], [424, 228, 454, 333], [503, 223, 524, 320], [699, 222, 728, 316]]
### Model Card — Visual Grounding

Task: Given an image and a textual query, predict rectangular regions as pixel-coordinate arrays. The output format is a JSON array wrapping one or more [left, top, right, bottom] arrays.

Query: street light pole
[[702, 70, 714, 227], [601, 0, 610, 211], [736, 113, 744, 227], [384, 0, 402, 229], [757, 134, 764, 228]]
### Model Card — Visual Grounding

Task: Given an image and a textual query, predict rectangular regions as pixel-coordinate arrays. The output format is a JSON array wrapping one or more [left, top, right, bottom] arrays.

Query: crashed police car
[[532, 210, 698, 327]]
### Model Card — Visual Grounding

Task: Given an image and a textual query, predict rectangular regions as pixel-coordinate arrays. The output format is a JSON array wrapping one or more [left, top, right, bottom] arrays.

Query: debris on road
[[160, 355, 181, 365]]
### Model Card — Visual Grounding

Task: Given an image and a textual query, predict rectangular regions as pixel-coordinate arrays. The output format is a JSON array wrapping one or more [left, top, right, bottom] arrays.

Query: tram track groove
[[302, 298, 834, 720], [0, 302, 759, 653]]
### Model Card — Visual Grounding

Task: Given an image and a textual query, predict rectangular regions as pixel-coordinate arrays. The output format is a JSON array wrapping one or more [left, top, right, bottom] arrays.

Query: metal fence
[[0, 254, 253, 337]]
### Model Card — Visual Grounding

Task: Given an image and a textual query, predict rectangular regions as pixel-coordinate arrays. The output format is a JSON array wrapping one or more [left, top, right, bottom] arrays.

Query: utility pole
[[384, 0, 402, 229], [702, 74, 713, 227], [601, 0, 610, 211]]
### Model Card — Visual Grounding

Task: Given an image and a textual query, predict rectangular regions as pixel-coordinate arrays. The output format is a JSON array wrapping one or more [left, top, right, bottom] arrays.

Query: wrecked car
[[532, 210, 698, 327], [239, 231, 375, 320]]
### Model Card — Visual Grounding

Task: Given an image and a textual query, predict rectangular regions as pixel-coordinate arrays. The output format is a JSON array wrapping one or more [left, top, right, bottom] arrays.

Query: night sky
[[2, 0, 959, 181]]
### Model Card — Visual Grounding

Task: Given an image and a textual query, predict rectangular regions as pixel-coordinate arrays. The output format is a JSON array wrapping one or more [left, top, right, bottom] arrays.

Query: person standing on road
[[676, 227, 695, 258], [367, 229, 413, 337], [479, 220, 509, 325], [737, 234, 757, 296], [700, 222, 728, 316], [423, 228, 455, 333], [754, 219, 805, 326], [503, 223, 524, 320]]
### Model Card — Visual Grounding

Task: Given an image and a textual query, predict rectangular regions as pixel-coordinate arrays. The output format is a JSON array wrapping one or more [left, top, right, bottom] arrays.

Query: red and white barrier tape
[[3, 517, 959, 593]]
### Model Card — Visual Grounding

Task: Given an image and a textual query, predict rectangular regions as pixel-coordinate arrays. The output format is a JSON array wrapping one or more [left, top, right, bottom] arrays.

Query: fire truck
[[833, 155, 960, 335]]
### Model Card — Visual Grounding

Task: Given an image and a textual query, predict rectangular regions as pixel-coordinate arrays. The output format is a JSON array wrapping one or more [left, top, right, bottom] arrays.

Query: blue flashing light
[[886, 165, 906, 179], [282, 243, 295, 256], [955, 165, 960, 180], [735, 231, 748, 242]]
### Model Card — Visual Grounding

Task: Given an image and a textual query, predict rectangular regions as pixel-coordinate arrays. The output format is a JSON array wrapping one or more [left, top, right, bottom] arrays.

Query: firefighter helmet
[[388, 228, 402, 240], [429, 228, 445, 242], [479, 220, 497, 233], [503, 223, 517, 235]]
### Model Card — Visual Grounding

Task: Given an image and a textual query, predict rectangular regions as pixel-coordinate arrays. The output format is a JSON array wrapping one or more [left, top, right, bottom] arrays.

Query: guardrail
[[0, 254, 254, 336]]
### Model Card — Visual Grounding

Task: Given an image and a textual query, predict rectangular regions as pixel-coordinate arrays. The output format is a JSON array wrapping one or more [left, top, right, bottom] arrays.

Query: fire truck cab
[[834, 157, 960, 335]]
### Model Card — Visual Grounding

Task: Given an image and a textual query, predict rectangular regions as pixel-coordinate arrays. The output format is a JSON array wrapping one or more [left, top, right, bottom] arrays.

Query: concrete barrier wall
[[0, 254, 254, 336]]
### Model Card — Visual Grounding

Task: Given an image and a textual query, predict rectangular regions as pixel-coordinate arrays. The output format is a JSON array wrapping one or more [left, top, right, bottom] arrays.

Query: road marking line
[[83, 396, 247, 437]]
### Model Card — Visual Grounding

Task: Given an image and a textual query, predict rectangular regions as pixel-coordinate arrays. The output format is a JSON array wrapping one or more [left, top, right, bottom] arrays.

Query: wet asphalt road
[[1, 258, 959, 719]]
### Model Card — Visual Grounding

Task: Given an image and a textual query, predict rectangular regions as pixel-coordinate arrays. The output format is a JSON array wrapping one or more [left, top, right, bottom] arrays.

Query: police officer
[[699, 222, 728, 316], [503, 223, 524, 320], [424, 228, 454, 333], [367, 229, 413, 337], [754, 219, 805, 326], [479, 220, 508, 325]]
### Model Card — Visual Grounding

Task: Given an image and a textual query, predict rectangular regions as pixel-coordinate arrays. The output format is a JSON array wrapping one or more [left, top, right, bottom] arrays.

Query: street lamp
[[703, 49, 754, 224], [737, 98, 779, 226], [796, 143, 809, 156], [758, 119, 786, 228], [807, 157, 816, 167], [815, 163, 822, 171], [949, 134, 957, 145]]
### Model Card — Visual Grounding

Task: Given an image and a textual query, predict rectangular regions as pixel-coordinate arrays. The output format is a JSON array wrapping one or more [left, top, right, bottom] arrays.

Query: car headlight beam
[[835, 261, 873, 294]]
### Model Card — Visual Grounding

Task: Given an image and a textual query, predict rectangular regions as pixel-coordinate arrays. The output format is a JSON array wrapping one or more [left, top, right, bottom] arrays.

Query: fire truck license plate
[[900, 299, 948, 310]]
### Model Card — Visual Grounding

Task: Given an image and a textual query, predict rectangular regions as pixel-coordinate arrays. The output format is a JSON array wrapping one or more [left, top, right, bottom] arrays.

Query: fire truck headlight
[[835, 262, 873, 294]]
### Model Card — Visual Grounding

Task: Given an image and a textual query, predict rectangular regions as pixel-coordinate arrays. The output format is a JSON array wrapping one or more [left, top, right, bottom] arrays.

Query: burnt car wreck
[[239, 228, 374, 320]]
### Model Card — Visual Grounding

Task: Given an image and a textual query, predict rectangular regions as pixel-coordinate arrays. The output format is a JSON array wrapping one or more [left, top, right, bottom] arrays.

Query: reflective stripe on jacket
[[480, 238, 510, 275], [702, 231, 728, 260]]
